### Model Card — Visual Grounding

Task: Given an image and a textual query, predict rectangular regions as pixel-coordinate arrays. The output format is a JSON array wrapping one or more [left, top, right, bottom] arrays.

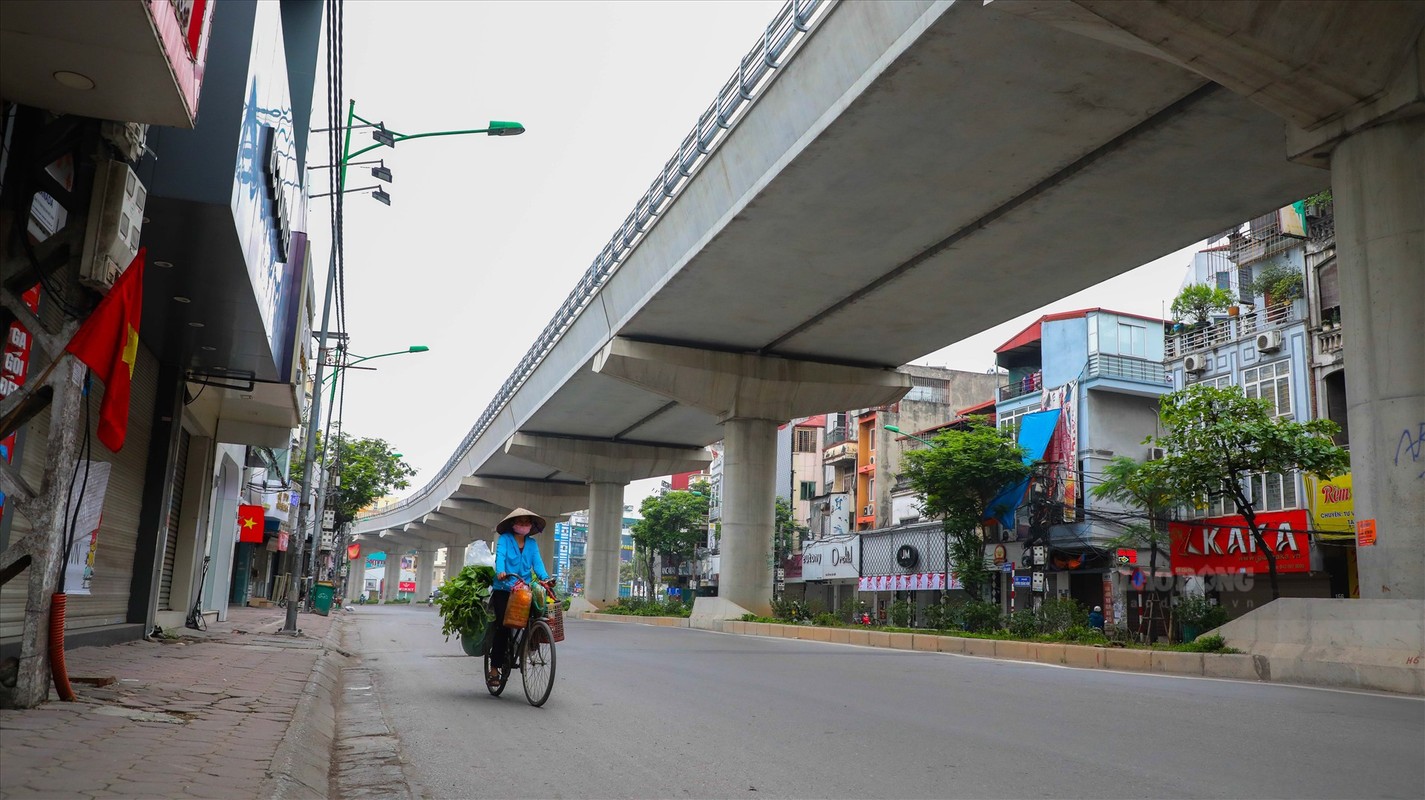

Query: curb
[[585, 615, 1421, 696], [261, 613, 352, 799]]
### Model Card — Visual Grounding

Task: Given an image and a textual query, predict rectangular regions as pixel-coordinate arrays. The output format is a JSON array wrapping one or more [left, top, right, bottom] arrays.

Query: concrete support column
[[538, 530, 556, 583], [382, 554, 400, 601], [344, 546, 368, 604], [445, 543, 467, 573], [416, 548, 438, 601], [720, 418, 780, 616], [586, 481, 627, 607], [1332, 114, 1425, 600]]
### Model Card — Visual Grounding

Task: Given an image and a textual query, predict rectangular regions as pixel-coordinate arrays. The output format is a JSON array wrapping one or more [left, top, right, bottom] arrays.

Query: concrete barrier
[[936, 636, 966, 654], [1152, 651, 1204, 675], [1104, 648, 1152, 672], [961, 639, 996, 658], [1061, 645, 1106, 669], [612, 606, 1421, 695], [1214, 598, 1425, 696]]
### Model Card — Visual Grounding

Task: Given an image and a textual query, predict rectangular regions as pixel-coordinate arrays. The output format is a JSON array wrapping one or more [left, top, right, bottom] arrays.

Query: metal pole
[[283, 247, 335, 633], [282, 99, 354, 633]]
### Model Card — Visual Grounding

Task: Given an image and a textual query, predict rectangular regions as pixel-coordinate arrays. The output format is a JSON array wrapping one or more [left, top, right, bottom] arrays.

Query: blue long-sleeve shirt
[[493, 533, 549, 592]]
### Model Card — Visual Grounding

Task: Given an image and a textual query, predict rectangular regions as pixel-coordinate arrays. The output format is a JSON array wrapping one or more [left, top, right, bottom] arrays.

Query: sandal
[[486, 668, 502, 688]]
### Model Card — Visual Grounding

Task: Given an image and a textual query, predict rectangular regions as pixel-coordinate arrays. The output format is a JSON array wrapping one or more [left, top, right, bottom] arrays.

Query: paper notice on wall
[[62, 461, 113, 596]]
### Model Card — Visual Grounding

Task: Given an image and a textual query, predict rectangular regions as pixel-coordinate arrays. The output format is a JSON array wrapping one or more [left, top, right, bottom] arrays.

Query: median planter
[[1152, 651, 1204, 675], [888, 632, 916, 650], [962, 639, 996, 658]]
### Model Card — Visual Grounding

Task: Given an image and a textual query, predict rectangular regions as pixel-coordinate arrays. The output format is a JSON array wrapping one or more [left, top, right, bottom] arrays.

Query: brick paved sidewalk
[[0, 605, 349, 799]]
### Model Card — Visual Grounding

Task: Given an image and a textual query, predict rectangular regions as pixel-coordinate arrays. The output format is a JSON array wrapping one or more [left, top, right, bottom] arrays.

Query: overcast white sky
[[307, 1, 1200, 513]]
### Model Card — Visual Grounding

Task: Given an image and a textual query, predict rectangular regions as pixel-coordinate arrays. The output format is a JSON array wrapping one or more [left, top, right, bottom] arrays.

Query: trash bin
[[312, 581, 335, 616]]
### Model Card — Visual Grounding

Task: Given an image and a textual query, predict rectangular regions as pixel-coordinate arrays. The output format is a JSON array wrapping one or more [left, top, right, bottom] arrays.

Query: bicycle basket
[[544, 607, 565, 642]]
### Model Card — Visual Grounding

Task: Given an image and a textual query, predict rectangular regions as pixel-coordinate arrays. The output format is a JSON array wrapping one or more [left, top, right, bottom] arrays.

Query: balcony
[[1086, 353, 1172, 388], [823, 441, 857, 466], [1, 0, 211, 128], [999, 371, 1043, 402], [1316, 328, 1343, 356], [1164, 302, 1301, 360], [825, 426, 853, 447]]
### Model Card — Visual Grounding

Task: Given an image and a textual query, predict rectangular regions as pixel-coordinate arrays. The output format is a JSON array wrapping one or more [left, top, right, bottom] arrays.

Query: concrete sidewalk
[[0, 605, 350, 799]]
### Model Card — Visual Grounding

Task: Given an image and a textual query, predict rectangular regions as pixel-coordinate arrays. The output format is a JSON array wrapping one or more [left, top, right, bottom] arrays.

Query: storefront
[[799, 536, 859, 614], [858, 522, 958, 625], [1170, 509, 1331, 619]]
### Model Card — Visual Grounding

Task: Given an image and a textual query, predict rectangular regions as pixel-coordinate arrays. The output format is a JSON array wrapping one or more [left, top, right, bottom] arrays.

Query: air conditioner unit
[[79, 160, 147, 292], [1183, 354, 1208, 373], [1255, 330, 1283, 352], [1147, 447, 1166, 461], [862, 504, 874, 517]]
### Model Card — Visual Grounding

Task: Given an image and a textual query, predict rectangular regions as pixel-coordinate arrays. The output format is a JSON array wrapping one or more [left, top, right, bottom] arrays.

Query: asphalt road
[[348, 605, 1424, 800]]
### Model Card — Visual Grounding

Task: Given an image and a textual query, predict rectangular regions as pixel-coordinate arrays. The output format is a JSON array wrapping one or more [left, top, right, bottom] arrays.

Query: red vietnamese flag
[[237, 504, 265, 543], [64, 248, 145, 451]]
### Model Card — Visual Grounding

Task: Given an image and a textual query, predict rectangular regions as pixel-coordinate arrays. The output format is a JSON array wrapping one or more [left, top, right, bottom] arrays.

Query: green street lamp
[[884, 424, 936, 448], [287, 99, 522, 633]]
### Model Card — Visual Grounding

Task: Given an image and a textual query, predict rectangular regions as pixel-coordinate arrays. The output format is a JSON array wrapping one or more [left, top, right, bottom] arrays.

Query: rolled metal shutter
[[157, 428, 190, 610]]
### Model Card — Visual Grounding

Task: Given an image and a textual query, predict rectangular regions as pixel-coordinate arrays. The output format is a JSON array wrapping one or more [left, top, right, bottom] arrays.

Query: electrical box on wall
[[79, 160, 146, 292]]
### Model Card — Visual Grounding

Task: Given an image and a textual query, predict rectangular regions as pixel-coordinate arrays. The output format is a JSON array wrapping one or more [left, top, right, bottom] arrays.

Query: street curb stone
[[261, 613, 351, 800]]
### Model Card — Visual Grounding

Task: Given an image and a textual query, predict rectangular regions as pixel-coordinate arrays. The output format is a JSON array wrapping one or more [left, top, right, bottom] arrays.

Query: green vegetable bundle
[[435, 564, 496, 641]]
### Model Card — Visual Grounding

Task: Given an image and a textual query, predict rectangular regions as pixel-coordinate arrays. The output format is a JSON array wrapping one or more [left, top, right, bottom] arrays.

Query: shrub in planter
[[888, 599, 915, 628], [1006, 609, 1038, 639], [1250, 262, 1304, 305], [1036, 597, 1088, 635], [435, 565, 495, 644], [959, 600, 1004, 634], [1174, 594, 1227, 641]]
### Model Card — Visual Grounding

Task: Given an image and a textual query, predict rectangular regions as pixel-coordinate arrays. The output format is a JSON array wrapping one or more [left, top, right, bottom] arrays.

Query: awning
[[983, 409, 1060, 530]]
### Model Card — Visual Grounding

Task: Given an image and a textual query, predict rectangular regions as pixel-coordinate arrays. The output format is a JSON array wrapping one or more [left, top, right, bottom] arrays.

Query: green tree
[[1152, 385, 1349, 600], [293, 432, 416, 527], [774, 497, 807, 561], [1171, 283, 1234, 325], [1090, 456, 1191, 642], [631, 482, 710, 591], [900, 418, 1031, 599]]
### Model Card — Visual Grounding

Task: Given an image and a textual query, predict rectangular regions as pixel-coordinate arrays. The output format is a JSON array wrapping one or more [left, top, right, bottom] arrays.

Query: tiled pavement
[[0, 606, 349, 799]]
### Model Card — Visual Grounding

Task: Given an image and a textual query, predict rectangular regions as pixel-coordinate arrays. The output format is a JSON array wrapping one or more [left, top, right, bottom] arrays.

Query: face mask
[[513, 521, 533, 535]]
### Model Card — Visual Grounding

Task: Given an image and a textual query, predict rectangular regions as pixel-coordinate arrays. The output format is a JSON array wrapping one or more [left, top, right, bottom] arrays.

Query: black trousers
[[489, 590, 511, 668]]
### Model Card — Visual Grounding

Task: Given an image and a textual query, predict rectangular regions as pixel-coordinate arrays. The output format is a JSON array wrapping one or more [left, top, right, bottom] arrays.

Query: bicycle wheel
[[521, 620, 556, 707], [483, 636, 511, 697]]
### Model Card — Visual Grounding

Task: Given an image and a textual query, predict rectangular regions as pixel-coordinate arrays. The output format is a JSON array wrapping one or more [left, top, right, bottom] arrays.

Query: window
[[1249, 471, 1299, 512], [1117, 322, 1147, 357], [998, 405, 1034, 435], [1243, 360, 1291, 418], [799, 481, 815, 501], [1203, 471, 1299, 517], [794, 428, 817, 453]]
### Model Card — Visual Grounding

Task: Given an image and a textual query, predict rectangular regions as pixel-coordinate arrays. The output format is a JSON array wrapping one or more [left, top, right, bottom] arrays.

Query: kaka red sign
[[1169, 510, 1310, 575]]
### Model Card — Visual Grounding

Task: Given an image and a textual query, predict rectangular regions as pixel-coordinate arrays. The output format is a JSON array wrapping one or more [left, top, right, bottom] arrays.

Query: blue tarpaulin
[[983, 409, 1061, 530]]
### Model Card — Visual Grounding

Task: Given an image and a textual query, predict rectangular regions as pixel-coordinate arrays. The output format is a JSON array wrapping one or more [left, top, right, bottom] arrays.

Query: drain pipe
[[49, 593, 76, 701]]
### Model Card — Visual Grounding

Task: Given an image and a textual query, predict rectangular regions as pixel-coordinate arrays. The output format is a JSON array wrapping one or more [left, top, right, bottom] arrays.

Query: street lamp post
[[310, 344, 429, 601], [284, 98, 521, 633]]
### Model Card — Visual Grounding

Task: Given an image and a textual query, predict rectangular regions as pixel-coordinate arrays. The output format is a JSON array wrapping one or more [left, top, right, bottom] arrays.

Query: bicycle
[[484, 582, 558, 707]]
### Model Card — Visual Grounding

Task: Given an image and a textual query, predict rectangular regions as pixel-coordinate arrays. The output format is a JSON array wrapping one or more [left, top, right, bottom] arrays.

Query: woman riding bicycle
[[488, 508, 552, 689]]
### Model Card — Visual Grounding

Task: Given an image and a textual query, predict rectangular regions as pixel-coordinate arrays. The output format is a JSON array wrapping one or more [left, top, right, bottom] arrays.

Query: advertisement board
[[1169, 510, 1310, 575], [1305, 473, 1354, 535]]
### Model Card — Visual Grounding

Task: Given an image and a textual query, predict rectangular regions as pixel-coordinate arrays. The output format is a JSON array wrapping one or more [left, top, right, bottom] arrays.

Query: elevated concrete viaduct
[[353, 1, 1425, 621]]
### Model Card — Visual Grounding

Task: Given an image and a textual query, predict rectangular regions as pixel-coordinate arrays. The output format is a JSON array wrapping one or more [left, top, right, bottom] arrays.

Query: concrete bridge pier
[[502, 433, 713, 611], [1328, 115, 1425, 599], [346, 536, 381, 604], [594, 337, 912, 618], [415, 548, 439, 602]]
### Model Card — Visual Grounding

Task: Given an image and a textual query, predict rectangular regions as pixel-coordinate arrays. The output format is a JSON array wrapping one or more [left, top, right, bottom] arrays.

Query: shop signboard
[[1305, 473, 1354, 535], [1169, 510, 1310, 575], [399, 581, 416, 593], [802, 538, 859, 581]]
